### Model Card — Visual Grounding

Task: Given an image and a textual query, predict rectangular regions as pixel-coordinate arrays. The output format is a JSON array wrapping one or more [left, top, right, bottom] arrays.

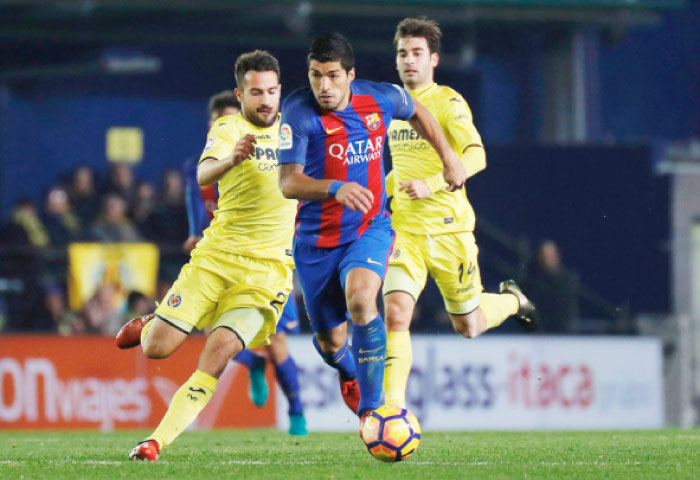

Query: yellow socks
[[480, 293, 519, 330], [383, 330, 412, 406], [149, 369, 217, 449]]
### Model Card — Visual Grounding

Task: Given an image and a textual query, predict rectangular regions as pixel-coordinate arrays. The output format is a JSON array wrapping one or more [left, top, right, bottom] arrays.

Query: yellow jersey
[[387, 82, 483, 234], [197, 113, 296, 265]]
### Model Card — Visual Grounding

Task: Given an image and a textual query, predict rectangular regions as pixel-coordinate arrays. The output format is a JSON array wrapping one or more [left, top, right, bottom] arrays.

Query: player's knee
[[266, 335, 289, 365], [385, 301, 411, 331], [346, 287, 377, 324], [205, 333, 241, 366], [451, 316, 480, 339], [142, 336, 176, 359]]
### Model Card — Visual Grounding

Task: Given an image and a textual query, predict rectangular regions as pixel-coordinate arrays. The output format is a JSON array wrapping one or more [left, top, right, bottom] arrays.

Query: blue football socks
[[233, 349, 264, 370], [313, 336, 356, 380], [274, 356, 304, 416], [352, 315, 386, 414]]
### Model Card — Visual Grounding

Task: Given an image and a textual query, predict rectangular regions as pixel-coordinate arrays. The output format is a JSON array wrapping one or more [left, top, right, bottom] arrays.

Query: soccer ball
[[360, 405, 421, 462]]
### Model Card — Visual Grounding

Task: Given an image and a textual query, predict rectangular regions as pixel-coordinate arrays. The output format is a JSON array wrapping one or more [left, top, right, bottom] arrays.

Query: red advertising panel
[[0, 336, 276, 430]]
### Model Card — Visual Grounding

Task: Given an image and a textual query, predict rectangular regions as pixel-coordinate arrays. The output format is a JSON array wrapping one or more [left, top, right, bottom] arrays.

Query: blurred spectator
[[105, 163, 137, 209], [150, 169, 189, 243], [43, 185, 82, 246], [523, 240, 579, 334], [131, 181, 157, 239], [41, 284, 80, 335], [156, 278, 174, 303], [163, 169, 185, 205], [91, 193, 142, 242], [0, 199, 44, 331], [124, 290, 155, 322], [68, 166, 99, 228], [79, 284, 123, 335], [5, 198, 50, 248]]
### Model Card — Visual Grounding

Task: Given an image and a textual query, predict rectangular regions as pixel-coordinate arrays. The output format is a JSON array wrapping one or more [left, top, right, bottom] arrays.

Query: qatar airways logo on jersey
[[329, 136, 384, 166]]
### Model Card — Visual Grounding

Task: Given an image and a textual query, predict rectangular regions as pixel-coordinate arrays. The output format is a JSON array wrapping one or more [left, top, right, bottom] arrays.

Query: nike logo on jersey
[[188, 387, 206, 395], [325, 126, 343, 135], [359, 346, 384, 354], [366, 258, 382, 266]]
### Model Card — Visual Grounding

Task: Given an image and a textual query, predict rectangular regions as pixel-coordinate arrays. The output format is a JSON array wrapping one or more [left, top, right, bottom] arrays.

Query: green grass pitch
[[1, 429, 699, 479]]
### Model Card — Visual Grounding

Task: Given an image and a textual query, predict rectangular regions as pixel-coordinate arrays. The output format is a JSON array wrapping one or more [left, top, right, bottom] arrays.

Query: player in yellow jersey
[[382, 17, 537, 407], [123, 50, 296, 461]]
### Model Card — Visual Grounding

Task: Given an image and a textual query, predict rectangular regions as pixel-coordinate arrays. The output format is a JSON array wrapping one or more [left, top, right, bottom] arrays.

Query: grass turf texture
[[1, 430, 699, 479]]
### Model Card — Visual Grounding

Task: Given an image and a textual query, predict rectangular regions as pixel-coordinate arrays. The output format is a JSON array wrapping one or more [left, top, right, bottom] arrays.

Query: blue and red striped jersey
[[278, 79, 414, 248]]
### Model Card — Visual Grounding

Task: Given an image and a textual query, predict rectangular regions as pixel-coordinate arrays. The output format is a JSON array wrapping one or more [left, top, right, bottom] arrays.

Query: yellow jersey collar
[[409, 82, 438, 98]]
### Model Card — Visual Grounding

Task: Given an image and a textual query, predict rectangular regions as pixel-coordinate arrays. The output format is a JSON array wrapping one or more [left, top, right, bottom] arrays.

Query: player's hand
[[182, 235, 201, 251], [229, 134, 257, 168], [442, 152, 467, 192], [399, 180, 431, 200], [335, 182, 374, 214]]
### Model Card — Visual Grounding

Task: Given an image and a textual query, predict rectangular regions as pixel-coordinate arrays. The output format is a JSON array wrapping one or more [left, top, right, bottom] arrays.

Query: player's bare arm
[[197, 133, 256, 186], [407, 99, 466, 191], [279, 163, 374, 213]]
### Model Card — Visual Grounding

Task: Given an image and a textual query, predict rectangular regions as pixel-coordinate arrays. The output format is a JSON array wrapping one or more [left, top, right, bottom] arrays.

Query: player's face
[[396, 36, 438, 90], [236, 70, 281, 128], [208, 106, 239, 129], [308, 60, 355, 111]]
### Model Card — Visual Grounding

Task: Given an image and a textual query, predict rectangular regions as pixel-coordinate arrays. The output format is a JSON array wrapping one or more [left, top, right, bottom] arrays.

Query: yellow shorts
[[155, 247, 293, 348], [383, 231, 482, 314]]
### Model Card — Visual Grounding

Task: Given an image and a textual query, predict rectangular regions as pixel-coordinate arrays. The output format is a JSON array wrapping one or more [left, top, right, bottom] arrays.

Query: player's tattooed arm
[[408, 99, 466, 192], [279, 163, 374, 213], [197, 134, 256, 186]]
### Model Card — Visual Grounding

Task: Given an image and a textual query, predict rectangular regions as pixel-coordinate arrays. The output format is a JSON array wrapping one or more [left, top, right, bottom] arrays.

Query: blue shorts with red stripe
[[293, 215, 395, 334], [277, 293, 301, 334]]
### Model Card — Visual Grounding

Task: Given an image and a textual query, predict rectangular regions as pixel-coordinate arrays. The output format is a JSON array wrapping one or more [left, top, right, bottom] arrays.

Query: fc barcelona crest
[[365, 113, 381, 131]]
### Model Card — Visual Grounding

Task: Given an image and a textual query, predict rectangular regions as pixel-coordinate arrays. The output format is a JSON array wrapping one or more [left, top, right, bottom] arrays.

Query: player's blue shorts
[[277, 293, 301, 334], [293, 215, 395, 334]]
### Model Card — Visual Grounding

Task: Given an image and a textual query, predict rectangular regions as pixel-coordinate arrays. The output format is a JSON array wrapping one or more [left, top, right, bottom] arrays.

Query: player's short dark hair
[[307, 32, 354, 72], [207, 90, 240, 115], [394, 16, 442, 54], [234, 50, 280, 89]]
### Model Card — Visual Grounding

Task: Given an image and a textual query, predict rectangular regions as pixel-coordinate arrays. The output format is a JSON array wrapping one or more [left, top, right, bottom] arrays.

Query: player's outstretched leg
[[450, 280, 536, 338], [313, 334, 359, 413], [234, 349, 268, 407], [128, 308, 261, 461], [345, 268, 386, 420]]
